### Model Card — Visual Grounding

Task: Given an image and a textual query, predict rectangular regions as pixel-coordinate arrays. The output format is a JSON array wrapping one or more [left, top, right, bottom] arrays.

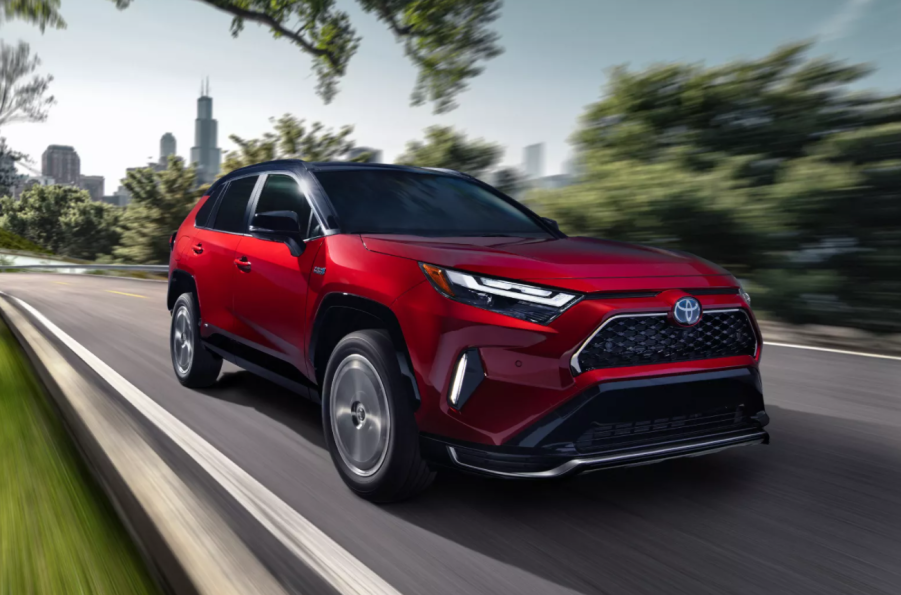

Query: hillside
[[0, 228, 49, 254]]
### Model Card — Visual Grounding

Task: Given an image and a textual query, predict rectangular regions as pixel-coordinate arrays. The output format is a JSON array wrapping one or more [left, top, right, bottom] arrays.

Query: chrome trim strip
[[570, 307, 757, 374], [447, 431, 768, 478]]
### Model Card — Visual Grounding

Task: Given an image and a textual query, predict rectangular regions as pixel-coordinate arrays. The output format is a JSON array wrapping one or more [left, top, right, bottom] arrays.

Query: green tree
[[396, 125, 501, 177], [7, 0, 502, 113], [0, 184, 120, 259], [492, 166, 524, 195], [0, 138, 25, 197], [532, 43, 901, 332], [222, 114, 365, 175], [0, 40, 55, 126], [114, 156, 200, 264]]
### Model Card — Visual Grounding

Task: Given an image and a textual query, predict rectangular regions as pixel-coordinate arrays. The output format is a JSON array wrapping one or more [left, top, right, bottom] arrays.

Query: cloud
[[816, 0, 873, 41]]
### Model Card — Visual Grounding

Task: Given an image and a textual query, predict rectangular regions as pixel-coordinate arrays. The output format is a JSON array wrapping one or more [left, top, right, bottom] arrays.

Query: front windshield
[[313, 169, 552, 238]]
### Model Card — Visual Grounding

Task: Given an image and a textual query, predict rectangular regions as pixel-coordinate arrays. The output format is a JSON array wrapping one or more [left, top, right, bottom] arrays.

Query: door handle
[[192, 243, 203, 254], [234, 257, 251, 272]]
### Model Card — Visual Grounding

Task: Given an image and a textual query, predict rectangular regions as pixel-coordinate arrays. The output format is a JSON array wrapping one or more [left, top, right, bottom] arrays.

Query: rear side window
[[194, 187, 220, 227], [213, 176, 258, 233], [254, 174, 312, 231]]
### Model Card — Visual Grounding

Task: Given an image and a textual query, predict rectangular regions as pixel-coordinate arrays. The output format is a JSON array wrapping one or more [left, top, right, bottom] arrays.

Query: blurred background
[[1, 2, 901, 594], [1, 0, 899, 336]]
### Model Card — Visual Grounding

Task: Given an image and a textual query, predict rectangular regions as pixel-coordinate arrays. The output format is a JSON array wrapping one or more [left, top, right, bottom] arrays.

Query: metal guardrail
[[1, 264, 168, 272]]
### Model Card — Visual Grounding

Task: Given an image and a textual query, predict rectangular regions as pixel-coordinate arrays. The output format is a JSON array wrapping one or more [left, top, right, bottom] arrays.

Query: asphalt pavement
[[2, 272, 900, 595]]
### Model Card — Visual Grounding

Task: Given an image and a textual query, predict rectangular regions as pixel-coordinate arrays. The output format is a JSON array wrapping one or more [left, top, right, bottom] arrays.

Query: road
[[2, 272, 900, 595]]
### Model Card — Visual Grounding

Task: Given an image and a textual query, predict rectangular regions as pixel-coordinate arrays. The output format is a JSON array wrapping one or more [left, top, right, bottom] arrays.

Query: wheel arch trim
[[309, 292, 421, 408]]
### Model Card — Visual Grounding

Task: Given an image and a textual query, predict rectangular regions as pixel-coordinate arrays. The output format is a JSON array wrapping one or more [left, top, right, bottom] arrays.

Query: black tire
[[322, 330, 434, 503], [170, 292, 222, 388]]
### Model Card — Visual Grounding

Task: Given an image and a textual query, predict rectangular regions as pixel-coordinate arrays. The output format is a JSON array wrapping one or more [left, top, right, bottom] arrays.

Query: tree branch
[[193, 0, 339, 67]]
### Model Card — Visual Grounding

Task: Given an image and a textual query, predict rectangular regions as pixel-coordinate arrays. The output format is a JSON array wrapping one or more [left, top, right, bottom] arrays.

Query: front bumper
[[420, 367, 769, 478]]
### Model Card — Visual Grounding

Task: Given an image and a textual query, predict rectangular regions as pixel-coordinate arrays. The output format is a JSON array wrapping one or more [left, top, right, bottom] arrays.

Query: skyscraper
[[160, 133, 177, 165], [42, 145, 81, 186], [523, 143, 544, 180], [80, 175, 104, 201], [190, 79, 221, 185]]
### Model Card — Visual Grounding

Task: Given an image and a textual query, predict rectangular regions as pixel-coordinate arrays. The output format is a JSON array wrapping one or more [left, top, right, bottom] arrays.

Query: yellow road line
[[54, 281, 70, 285], [106, 290, 147, 299]]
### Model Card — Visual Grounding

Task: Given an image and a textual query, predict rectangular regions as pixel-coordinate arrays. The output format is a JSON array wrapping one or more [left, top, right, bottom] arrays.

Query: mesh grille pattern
[[575, 310, 756, 372], [575, 406, 751, 454]]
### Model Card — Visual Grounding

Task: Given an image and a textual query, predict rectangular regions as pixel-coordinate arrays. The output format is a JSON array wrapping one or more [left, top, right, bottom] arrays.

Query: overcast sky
[[2, 0, 899, 191]]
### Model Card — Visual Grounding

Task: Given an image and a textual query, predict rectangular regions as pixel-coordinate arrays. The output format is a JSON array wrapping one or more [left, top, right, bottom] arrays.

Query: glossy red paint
[[361, 235, 727, 279], [172, 199, 762, 449], [391, 277, 759, 446], [231, 236, 323, 371]]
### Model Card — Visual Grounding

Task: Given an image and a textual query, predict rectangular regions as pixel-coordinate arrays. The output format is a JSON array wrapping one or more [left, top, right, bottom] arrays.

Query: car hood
[[360, 235, 729, 280]]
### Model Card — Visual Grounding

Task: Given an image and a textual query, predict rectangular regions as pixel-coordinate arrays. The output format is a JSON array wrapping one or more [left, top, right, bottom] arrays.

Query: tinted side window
[[254, 174, 312, 230], [213, 176, 258, 233], [194, 186, 220, 227]]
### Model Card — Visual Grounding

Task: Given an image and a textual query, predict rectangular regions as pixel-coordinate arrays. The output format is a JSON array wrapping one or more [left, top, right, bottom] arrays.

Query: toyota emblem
[[672, 296, 702, 326]]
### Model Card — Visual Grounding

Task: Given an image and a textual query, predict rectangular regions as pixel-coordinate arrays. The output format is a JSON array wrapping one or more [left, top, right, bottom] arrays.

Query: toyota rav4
[[167, 160, 769, 502]]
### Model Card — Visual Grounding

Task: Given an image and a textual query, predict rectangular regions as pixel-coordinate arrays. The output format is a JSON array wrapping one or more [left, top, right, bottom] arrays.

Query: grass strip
[[0, 321, 159, 594]]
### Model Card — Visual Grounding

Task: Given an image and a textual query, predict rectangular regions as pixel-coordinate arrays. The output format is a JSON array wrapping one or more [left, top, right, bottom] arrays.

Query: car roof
[[213, 159, 470, 189]]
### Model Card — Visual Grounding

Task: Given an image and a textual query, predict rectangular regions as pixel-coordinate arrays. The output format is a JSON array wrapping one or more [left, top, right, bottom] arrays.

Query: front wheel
[[322, 330, 434, 502], [170, 293, 222, 387]]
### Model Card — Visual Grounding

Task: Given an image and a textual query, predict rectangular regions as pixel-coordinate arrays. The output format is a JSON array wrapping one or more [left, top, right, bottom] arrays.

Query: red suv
[[168, 160, 769, 502]]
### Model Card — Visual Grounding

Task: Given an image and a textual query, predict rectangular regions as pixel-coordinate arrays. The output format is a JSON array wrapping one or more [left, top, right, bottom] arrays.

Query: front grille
[[575, 405, 752, 454], [574, 309, 756, 373]]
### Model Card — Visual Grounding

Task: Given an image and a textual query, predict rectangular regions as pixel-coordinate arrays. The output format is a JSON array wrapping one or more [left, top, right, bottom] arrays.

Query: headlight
[[420, 263, 579, 324], [737, 279, 751, 305]]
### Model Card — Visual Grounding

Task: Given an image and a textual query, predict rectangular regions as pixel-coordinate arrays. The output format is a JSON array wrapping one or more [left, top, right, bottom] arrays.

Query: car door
[[192, 174, 261, 336], [232, 173, 322, 371]]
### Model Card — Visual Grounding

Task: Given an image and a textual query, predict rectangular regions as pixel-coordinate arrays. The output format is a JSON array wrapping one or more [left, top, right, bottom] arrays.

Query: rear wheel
[[322, 330, 434, 502], [170, 293, 222, 387]]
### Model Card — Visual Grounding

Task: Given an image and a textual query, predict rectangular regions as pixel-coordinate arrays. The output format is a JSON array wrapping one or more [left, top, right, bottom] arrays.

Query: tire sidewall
[[170, 293, 195, 381], [322, 331, 418, 498]]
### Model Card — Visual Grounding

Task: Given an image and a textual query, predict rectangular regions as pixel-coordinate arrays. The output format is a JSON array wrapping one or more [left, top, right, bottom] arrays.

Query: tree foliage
[[115, 156, 201, 264], [0, 184, 120, 259], [0, 41, 55, 126], [492, 166, 524, 196], [221, 114, 365, 175], [531, 42, 901, 333], [8, 0, 502, 112], [396, 125, 501, 177], [0, 138, 25, 197], [1, 0, 65, 31]]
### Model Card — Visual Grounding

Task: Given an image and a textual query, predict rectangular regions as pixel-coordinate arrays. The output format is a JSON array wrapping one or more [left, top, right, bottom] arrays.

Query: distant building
[[190, 78, 221, 185], [160, 133, 177, 166], [523, 143, 544, 180], [42, 145, 81, 186], [100, 195, 123, 207], [80, 175, 105, 201], [346, 147, 383, 163], [113, 185, 132, 207], [562, 155, 585, 180]]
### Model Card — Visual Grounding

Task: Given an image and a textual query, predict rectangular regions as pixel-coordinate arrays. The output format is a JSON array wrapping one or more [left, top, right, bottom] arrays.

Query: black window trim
[[205, 173, 264, 237], [194, 183, 226, 231], [246, 170, 330, 241]]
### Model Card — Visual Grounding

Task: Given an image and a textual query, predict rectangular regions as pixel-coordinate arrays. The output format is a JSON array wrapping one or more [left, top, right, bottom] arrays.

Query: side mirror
[[249, 210, 305, 256], [541, 217, 560, 231]]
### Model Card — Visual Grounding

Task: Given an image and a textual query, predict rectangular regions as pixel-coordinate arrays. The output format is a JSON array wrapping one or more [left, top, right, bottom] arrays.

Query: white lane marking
[[4, 292, 400, 595], [764, 341, 901, 362]]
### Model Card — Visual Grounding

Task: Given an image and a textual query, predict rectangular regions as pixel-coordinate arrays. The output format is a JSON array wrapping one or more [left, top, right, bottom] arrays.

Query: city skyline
[[3, 0, 899, 188]]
